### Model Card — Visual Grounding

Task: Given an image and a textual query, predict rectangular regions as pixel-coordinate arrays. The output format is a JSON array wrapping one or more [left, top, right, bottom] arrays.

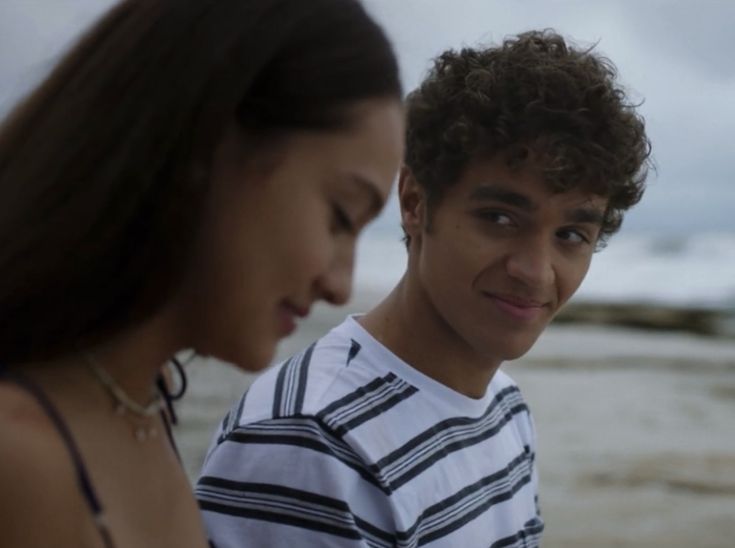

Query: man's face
[[405, 156, 607, 362]]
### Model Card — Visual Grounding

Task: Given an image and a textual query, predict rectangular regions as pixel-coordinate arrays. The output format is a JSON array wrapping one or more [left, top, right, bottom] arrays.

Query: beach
[[174, 291, 735, 547]]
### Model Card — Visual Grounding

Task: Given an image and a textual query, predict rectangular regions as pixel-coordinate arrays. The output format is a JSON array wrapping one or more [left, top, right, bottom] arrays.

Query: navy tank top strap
[[157, 356, 190, 460], [0, 366, 116, 548]]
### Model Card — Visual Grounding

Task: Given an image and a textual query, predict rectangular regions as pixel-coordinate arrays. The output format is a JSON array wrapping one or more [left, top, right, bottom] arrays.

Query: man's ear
[[398, 166, 426, 242]]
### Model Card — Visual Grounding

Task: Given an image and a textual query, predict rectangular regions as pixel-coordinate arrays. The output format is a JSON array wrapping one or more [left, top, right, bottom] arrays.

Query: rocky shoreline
[[555, 300, 734, 337]]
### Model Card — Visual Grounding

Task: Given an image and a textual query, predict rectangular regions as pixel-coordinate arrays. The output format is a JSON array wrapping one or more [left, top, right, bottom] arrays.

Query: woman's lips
[[277, 302, 310, 336]]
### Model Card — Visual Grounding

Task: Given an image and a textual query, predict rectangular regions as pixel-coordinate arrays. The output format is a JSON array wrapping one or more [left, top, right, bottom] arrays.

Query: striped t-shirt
[[196, 316, 544, 547]]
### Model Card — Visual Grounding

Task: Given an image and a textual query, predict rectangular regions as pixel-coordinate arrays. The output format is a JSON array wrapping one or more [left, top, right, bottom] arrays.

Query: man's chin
[[497, 336, 542, 363]]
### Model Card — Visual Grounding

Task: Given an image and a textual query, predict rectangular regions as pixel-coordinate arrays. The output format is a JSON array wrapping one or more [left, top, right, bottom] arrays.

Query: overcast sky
[[1, 0, 733, 234]]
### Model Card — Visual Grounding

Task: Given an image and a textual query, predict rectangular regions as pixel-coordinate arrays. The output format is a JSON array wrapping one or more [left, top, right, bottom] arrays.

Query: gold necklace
[[85, 354, 164, 442]]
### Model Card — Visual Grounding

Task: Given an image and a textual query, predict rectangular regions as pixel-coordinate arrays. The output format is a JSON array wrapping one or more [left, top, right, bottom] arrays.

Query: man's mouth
[[483, 292, 547, 321]]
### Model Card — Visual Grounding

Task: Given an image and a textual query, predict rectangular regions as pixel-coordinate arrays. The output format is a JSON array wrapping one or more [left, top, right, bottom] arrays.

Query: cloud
[[0, 0, 114, 113], [0, 0, 732, 232], [365, 0, 735, 232]]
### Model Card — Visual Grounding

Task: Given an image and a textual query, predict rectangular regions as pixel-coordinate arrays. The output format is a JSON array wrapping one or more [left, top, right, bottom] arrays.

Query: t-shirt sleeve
[[196, 416, 395, 548]]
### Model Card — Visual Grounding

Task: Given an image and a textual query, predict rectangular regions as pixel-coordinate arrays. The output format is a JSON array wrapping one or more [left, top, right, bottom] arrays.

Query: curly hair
[[405, 30, 652, 244]]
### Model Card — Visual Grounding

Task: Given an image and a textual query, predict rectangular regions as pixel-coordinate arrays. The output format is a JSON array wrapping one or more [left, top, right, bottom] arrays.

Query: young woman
[[0, 1, 404, 546]]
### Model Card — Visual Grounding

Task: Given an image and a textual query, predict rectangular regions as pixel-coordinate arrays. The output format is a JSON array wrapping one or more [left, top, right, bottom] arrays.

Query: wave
[[354, 230, 735, 311]]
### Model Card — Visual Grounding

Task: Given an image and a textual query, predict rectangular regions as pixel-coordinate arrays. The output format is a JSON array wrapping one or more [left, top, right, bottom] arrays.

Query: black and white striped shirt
[[197, 316, 543, 547]]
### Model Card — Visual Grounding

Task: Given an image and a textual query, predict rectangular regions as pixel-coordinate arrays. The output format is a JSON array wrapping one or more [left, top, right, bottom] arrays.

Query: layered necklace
[[85, 354, 164, 442]]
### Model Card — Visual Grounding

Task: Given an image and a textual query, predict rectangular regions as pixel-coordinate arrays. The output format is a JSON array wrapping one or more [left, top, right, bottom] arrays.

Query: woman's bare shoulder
[[0, 383, 91, 546]]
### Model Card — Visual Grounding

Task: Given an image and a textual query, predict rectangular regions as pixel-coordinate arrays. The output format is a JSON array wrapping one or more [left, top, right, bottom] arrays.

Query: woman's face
[[179, 98, 404, 370]]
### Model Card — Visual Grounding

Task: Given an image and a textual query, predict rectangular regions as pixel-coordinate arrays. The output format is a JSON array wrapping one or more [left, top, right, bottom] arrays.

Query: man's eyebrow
[[468, 184, 535, 211], [348, 173, 385, 216], [566, 207, 605, 225]]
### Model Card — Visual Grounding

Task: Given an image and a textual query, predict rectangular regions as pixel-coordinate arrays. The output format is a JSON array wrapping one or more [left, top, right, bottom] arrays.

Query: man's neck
[[358, 276, 502, 399]]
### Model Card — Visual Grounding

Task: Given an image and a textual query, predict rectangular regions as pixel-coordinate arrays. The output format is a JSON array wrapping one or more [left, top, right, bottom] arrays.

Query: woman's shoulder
[[0, 383, 91, 546], [0, 381, 70, 444]]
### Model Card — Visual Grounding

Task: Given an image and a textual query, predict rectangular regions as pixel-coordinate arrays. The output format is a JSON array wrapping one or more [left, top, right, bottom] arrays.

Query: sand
[[174, 294, 735, 547]]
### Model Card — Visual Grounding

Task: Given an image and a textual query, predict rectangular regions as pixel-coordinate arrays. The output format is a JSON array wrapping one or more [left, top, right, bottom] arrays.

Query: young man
[[197, 31, 651, 547]]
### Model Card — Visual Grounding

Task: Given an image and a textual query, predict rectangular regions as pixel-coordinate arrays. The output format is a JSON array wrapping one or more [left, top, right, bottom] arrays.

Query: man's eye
[[557, 228, 590, 244], [477, 210, 513, 225]]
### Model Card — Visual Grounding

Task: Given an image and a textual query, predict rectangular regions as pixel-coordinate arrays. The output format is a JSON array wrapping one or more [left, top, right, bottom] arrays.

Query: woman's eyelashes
[[331, 203, 357, 234]]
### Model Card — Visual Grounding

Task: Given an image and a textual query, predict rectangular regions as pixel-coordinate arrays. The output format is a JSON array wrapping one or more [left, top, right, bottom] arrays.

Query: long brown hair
[[0, 0, 401, 363]]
